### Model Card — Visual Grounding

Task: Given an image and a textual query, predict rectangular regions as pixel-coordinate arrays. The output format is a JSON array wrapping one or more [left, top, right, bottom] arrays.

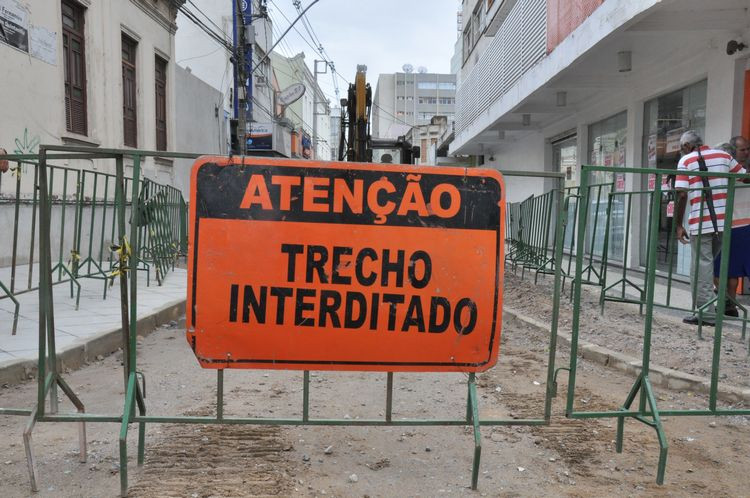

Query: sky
[[266, 0, 461, 105]]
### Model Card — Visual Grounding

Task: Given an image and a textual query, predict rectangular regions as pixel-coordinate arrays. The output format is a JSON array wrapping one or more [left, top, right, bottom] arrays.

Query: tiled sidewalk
[[0, 264, 186, 383]]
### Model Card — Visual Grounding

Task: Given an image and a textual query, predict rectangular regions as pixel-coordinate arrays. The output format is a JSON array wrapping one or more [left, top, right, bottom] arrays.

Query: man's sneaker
[[682, 315, 715, 326]]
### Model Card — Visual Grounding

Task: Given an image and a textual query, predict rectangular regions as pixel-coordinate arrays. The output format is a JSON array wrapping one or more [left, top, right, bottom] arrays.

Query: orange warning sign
[[187, 156, 505, 372]]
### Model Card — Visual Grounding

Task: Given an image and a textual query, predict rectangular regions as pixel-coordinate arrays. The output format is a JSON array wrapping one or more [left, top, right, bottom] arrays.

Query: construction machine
[[338, 65, 420, 164]]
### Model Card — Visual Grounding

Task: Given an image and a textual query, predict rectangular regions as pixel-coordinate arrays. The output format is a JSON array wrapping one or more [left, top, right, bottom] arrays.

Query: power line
[[266, 2, 414, 131], [176, 3, 233, 54], [187, 0, 230, 41]]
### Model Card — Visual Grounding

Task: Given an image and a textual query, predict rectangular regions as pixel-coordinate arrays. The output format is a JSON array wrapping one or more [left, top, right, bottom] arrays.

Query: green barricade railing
[[1, 149, 569, 496], [565, 165, 750, 486], [0, 152, 188, 334]]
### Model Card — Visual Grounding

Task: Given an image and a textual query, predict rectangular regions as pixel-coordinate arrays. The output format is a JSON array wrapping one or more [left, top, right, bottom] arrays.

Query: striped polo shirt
[[674, 146, 745, 234]]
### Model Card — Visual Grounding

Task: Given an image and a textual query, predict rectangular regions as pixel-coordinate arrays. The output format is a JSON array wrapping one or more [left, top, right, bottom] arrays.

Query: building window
[[641, 79, 707, 275], [418, 81, 437, 90], [587, 111, 627, 261], [439, 82, 456, 91], [122, 34, 138, 147], [419, 96, 438, 104], [396, 80, 405, 86], [463, 24, 472, 62], [155, 55, 167, 151], [62, 0, 87, 135], [439, 97, 455, 105], [418, 112, 434, 120]]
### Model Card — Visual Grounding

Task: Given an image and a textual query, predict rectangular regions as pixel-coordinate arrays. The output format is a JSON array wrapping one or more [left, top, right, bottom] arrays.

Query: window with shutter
[[155, 56, 167, 151], [62, 0, 87, 135], [122, 34, 138, 147]]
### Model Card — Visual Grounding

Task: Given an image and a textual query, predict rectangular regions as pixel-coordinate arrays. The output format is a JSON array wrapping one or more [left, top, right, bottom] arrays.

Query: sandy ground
[[504, 270, 750, 390], [1, 282, 750, 497]]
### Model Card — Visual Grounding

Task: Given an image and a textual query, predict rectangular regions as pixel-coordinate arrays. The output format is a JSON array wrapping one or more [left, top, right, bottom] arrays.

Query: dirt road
[[1, 308, 749, 496]]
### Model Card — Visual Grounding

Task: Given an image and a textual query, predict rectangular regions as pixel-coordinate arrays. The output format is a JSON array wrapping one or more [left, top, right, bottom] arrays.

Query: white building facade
[[174, 0, 278, 155], [452, 0, 750, 274], [372, 71, 457, 139], [0, 0, 185, 185]]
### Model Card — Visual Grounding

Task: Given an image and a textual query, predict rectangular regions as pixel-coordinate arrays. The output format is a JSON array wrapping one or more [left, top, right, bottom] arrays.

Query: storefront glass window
[[641, 80, 707, 275], [553, 135, 578, 249], [587, 111, 627, 260]]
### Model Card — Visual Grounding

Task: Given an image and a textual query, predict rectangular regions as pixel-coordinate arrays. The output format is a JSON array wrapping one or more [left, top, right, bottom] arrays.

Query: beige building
[[270, 51, 331, 160], [0, 0, 185, 187]]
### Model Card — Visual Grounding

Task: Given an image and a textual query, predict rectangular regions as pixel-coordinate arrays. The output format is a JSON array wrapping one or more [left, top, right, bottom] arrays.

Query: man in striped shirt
[[674, 131, 747, 325]]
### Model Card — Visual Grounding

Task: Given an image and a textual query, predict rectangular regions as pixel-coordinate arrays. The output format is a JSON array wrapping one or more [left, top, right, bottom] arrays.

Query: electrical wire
[[187, 0, 231, 41], [177, 3, 233, 54]]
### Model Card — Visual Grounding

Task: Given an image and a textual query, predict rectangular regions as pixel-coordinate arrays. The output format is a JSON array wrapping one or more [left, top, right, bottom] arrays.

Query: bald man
[[730, 136, 750, 168]]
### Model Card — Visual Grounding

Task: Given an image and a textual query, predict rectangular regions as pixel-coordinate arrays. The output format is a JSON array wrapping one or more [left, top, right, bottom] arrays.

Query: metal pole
[[235, 0, 248, 155], [313, 59, 328, 159]]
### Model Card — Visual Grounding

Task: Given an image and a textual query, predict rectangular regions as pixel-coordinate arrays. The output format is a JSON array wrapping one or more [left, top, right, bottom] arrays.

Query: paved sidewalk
[[0, 266, 186, 384]]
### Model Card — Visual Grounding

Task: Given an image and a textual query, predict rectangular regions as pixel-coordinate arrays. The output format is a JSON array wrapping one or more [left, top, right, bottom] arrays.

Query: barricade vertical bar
[[73, 170, 84, 282], [709, 178, 735, 410], [566, 169, 591, 415], [129, 155, 148, 468], [86, 172, 99, 274], [303, 371, 310, 422], [44, 161, 59, 415], [545, 180, 565, 420], [36, 149, 49, 415], [639, 175, 663, 409], [598, 191, 614, 310], [467, 373, 481, 490], [23, 406, 39, 492], [119, 373, 136, 498], [385, 372, 393, 423], [99, 176, 110, 269], [57, 169, 69, 281], [217, 369, 224, 420], [27, 164, 39, 290], [10, 164, 21, 293]]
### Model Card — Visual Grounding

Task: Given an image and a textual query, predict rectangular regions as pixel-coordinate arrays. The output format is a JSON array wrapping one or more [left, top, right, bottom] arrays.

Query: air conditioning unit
[[255, 75, 267, 86]]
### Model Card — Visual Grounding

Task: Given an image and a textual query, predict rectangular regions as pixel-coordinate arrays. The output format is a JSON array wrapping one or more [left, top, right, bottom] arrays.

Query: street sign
[[187, 157, 505, 372], [278, 83, 306, 107]]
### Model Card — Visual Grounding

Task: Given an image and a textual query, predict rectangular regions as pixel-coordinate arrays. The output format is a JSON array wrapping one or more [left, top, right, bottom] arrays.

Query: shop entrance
[[641, 79, 707, 275]]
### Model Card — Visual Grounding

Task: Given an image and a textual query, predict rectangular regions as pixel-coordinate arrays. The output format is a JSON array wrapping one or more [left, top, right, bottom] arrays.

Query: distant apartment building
[[330, 106, 341, 161], [372, 71, 456, 139], [451, 0, 750, 277]]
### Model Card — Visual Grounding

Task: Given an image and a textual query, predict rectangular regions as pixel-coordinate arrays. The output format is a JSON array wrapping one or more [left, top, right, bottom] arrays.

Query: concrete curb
[[504, 307, 750, 405], [0, 298, 186, 386]]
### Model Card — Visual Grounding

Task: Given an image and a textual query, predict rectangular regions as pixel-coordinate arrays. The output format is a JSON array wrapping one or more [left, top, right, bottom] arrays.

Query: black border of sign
[[188, 158, 504, 369]]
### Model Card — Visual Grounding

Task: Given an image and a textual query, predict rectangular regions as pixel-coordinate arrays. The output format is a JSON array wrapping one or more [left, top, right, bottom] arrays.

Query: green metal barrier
[[565, 165, 750, 486], [1, 150, 568, 496], [596, 184, 749, 339], [0, 152, 187, 333]]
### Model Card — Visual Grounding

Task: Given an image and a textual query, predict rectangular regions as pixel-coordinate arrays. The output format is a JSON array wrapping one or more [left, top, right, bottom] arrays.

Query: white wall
[[483, 132, 549, 203], [174, 66, 227, 197], [0, 0, 180, 193]]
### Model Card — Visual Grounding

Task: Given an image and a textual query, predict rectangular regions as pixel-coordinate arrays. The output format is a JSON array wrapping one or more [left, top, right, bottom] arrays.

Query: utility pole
[[312, 59, 327, 160], [233, 0, 253, 155]]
